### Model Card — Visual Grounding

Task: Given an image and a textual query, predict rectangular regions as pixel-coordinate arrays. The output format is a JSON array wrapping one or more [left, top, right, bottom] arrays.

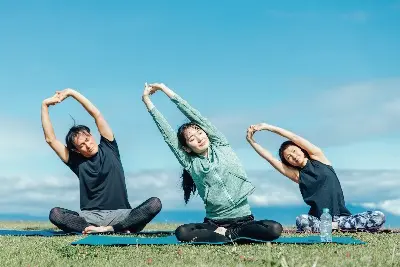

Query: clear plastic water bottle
[[320, 208, 332, 242]]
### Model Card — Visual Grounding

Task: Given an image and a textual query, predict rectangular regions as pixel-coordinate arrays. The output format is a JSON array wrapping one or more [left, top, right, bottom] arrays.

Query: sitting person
[[246, 122, 386, 232], [41, 88, 162, 234], [142, 82, 283, 242]]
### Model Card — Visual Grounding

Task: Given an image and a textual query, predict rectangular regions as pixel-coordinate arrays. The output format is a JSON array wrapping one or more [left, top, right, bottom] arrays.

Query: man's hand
[[42, 94, 61, 107], [55, 88, 74, 102]]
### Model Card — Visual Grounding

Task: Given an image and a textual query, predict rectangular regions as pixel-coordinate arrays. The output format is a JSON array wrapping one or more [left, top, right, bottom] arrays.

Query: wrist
[[264, 124, 274, 131], [67, 89, 76, 97]]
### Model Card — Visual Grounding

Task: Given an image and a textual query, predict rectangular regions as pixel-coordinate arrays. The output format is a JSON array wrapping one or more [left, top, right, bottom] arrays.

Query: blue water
[[1, 205, 399, 227]]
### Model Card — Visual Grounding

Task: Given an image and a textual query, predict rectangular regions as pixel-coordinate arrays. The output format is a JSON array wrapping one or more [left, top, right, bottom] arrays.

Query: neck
[[300, 158, 308, 168], [199, 147, 209, 157]]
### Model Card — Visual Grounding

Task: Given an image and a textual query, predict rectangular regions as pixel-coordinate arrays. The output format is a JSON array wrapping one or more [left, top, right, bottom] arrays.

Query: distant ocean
[[1, 205, 399, 227]]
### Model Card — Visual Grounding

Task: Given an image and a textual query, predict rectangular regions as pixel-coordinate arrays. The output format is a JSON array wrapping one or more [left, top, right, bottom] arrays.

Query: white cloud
[[1, 168, 399, 217], [359, 199, 400, 216], [210, 78, 400, 148]]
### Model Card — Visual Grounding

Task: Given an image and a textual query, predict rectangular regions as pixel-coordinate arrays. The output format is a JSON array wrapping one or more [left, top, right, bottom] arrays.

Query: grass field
[[0, 222, 399, 267]]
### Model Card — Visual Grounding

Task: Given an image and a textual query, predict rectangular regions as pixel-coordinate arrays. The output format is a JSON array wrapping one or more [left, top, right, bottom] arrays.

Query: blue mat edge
[[70, 235, 366, 246], [0, 229, 175, 236]]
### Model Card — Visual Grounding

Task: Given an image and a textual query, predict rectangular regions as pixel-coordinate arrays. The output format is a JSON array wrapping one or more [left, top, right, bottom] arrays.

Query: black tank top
[[299, 159, 351, 218]]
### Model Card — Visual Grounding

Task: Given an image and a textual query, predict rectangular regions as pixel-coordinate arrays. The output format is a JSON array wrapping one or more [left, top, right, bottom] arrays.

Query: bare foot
[[214, 227, 227, 235], [83, 225, 114, 234]]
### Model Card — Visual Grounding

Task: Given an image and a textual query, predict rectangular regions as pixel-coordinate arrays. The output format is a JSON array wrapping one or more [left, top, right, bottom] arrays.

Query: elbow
[[93, 112, 103, 121], [312, 147, 323, 155], [45, 137, 56, 144], [291, 135, 301, 142]]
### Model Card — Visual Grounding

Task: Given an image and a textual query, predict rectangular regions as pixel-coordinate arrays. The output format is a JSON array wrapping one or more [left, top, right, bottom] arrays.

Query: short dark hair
[[65, 125, 91, 151]]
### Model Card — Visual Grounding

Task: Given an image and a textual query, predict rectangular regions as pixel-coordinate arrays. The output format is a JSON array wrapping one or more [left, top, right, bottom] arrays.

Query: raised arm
[[142, 83, 191, 169], [41, 95, 69, 163], [246, 125, 299, 183], [253, 123, 330, 165], [148, 83, 229, 146], [56, 89, 114, 141]]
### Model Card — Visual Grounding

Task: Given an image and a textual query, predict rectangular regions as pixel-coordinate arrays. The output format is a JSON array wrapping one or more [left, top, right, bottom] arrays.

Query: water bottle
[[320, 208, 332, 242]]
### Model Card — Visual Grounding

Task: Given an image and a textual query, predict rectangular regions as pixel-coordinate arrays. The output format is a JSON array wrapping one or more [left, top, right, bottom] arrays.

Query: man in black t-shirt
[[41, 88, 162, 233]]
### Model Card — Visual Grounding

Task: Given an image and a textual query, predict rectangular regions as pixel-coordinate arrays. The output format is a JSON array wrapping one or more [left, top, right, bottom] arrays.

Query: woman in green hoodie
[[142, 82, 282, 242]]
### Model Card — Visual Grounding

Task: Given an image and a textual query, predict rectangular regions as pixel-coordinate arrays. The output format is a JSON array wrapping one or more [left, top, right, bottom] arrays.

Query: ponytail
[[181, 169, 196, 204]]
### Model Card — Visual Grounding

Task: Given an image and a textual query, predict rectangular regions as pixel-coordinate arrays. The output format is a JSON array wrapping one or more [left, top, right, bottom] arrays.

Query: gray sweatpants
[[79, 209, 132, 226]]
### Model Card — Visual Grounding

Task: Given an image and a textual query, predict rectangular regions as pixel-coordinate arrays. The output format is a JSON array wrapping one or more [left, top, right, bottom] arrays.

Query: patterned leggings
[[296, 210, 386, 232]]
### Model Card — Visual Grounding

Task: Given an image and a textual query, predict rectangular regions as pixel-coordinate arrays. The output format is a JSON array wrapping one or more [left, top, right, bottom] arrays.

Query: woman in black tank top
[[246, 122, 386, 232]]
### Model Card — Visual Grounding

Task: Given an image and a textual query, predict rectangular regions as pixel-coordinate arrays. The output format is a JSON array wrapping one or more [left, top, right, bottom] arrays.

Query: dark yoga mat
[[71, 235, 365, 246], [0, 229, 175, 237]]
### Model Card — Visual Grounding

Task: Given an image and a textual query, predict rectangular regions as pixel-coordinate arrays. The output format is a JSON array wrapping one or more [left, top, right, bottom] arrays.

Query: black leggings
[[49, 197, 162, 233], [113, 197, 162, 232], [175, 215, 283, 243], [48, 207, 89, 233]]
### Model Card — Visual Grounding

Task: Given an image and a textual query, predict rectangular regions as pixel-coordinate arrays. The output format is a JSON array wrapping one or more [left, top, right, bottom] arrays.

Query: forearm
[[69, 90, 101, 119], [41, 103, 56, 143], [161, 86, 176, 99], [148, 107, 191, 168], [142, 95, 155, 111], [266, 125, 297, 140], [248, 139, 275, 162]]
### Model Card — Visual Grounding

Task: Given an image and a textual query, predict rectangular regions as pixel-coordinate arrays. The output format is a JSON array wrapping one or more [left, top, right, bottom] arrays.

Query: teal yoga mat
[[0, 229, 175, 237], [71, 235, 365, 246]]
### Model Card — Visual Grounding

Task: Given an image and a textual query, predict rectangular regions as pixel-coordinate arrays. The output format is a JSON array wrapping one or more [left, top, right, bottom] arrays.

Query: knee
[[260, 220, 283, 239], [49, 207, 62, 223], [296, 214, 309, 226], [373, 210, 386, 224], [268, 220, 283, 239], [148, 197, 162, 215], [175, 224, 191, 242]]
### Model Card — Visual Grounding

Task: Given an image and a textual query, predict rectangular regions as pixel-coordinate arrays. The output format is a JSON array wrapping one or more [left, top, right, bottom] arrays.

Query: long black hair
[[177, 122, 204, 204], [278, 140, 310, 168]]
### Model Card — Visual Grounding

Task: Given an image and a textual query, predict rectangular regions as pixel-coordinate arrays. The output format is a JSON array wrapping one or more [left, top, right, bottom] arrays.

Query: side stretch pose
[[142, 83, 283, 242], [41, 88, 162, 234], [246, 123, 386, 232]]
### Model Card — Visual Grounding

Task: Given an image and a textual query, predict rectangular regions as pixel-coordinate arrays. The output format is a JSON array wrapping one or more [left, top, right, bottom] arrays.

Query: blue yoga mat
[[0, 229, 175, 237], [71, 235, 365, 246], [0, 229, 74, 237]]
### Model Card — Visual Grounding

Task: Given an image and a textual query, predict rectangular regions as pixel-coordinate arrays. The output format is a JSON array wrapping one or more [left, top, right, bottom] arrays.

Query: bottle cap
[[323, 208, 329, 213]]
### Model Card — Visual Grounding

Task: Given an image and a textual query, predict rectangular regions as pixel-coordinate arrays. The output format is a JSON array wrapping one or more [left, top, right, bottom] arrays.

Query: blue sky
[[0, 0, 399, 222]]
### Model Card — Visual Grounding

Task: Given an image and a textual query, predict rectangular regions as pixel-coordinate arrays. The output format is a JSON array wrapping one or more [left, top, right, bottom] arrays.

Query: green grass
[[0, 222, 399, 267]]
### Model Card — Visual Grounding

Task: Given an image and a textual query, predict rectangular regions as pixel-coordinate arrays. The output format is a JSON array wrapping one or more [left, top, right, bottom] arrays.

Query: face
[[183, 126, 210, 155], [73, 131, 98, 157], [283, 145, 306, 167]]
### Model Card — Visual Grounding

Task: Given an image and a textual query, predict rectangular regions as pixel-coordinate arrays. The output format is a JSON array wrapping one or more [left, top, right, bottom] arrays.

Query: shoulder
[[64, 151, 84, 171], [100, 135, 118, 149]]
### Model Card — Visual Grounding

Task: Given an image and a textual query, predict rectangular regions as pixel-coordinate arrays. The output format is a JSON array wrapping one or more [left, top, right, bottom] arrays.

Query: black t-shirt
[[299, 159, 352, 219], [65, 136, 132, 210]]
